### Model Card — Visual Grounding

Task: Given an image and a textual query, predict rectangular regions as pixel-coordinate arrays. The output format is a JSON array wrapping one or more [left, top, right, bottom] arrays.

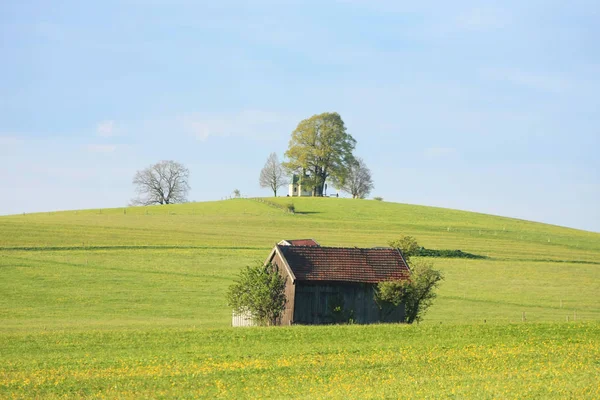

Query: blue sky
[[1, 0, 598, 232]]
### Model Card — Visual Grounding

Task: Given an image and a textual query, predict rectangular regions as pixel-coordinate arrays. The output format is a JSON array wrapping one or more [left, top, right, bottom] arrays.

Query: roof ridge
[[299, 245, 395, 250]]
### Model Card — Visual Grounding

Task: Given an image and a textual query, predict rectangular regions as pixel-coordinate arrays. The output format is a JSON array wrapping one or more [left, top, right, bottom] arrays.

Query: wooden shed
[[265, 242, 411, 325]]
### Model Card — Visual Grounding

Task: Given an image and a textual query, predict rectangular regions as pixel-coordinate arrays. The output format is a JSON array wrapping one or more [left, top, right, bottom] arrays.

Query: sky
[[0, 0, 599, 232]]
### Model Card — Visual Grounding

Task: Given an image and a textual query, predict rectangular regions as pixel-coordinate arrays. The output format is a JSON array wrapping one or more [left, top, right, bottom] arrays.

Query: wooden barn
[[265, 240, 411, 325]]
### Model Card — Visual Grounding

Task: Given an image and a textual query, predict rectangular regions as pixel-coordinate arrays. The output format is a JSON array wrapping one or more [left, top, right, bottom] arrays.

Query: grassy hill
[[1, 198, 599, 332], [1, 198, 599, 398]]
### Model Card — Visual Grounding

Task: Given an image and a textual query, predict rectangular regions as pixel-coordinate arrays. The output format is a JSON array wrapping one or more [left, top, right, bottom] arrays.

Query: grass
[[2, 198, 599, 259], [1, 323, 599, 398], [1, 197, 599, 397]]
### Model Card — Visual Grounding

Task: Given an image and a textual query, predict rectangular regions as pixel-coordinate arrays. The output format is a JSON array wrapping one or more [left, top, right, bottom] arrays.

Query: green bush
[[388, 235, 420, 260], [226, 262, 287, 326], [375, 259, 444, 324]]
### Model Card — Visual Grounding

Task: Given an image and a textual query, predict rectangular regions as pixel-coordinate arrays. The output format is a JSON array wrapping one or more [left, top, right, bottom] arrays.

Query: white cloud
[[333, 0, 440, 13], [178, 109, 295, 141], [334, 2, 508, 34], [424, 147, 457, 159], [0, 136, 23, 146], [455, 7, 507, 31], [97, 120, 117, 137], [85, 144, 117, 153], [482, 68, 574, 93]]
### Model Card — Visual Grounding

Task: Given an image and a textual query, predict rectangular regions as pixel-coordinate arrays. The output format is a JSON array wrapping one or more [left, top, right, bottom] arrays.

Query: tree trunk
[[315, 174, 326, 196], [315, 184, 323, 197]]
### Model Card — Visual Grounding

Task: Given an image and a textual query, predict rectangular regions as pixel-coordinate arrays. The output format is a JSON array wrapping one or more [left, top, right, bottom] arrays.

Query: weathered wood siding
[[293, 282, 404, 325], [271, 252, 296, 325]]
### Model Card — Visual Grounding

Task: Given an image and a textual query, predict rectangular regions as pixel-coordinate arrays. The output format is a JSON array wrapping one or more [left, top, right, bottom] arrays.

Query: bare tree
[[259, 153, 288, 197], [131, 160, 190, 205], [339, 158, 374, 199]]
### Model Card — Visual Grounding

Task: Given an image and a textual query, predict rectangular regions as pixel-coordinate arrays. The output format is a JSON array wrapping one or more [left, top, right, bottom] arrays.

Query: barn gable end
[[265, 246, 297, 325]]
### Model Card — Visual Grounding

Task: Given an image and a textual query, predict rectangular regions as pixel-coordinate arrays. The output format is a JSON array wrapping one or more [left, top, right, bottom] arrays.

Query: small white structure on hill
[[232, 310, 256, 327], [288, 174, 312, 197]]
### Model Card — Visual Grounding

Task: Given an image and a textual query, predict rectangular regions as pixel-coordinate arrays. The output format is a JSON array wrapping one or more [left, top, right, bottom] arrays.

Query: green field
[[1, 198, 599, 398], [2, 324, 599, 399]]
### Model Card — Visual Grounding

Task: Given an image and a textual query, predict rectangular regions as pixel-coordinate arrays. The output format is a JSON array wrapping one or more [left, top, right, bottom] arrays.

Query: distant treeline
[[416, 248, 487, 259]]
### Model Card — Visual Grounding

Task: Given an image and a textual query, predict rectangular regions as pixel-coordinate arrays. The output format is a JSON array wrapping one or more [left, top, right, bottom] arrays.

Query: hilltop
[[1, 198, 599, 332], [1, 198, 598, 256]]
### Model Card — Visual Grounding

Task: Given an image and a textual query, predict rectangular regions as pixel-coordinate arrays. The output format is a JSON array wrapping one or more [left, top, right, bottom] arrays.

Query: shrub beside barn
[[233, 239, 411, 326]]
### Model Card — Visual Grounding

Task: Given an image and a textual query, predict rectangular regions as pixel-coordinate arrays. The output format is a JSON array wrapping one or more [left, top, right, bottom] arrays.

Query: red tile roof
[[278, 245, 410, 283], [279, 239, 320, 247]]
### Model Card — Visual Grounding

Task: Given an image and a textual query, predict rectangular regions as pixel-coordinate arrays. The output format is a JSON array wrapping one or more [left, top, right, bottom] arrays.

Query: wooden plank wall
[[293, 282, 404, 325]]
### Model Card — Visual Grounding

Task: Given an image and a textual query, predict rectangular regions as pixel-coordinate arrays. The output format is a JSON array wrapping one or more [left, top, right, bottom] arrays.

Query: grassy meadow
[[2, 323, 599, 399], [1, 198, 599, 398]]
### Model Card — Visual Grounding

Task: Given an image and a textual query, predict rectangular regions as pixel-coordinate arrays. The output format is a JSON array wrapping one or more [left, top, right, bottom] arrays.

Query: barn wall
[[293, 282, 405, 325], [271, 252, 296, 325]]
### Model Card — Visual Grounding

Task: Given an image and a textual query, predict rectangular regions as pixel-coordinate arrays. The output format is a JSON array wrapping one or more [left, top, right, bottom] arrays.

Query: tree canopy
[[339, 157, 374, 199], [131, 160, 190, 205], [376, 259, 443, 324], [284, 112, 356, 196], [226, 262, 287, 326], [259, 152, 288, 196], [376, 236, 444, 323], [388, 236, 420, 261]]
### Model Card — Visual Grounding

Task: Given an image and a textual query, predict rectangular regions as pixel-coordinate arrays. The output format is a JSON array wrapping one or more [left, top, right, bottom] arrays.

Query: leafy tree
[[388, 235, 420, 260], [233, 189, 241, 198], [339, 157, 374, 199], [226, 262, 287, 326], [376, 259, 443, 324], [374, 279, 405, 320], [131, 160, 190, 205], [284, 112, 356, 196], [259, 152, 288, 196]]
